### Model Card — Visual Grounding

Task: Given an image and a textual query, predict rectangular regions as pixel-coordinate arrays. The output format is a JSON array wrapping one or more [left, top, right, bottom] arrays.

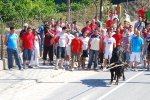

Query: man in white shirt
[[64, 29, 74, 66], [103, 30, 116, 70], [54, 27, 70, 70]]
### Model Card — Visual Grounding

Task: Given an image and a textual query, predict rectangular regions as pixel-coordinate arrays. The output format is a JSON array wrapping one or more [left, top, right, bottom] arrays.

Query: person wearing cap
[[30, 29, 41, 67], [19, 23, 28, 38]]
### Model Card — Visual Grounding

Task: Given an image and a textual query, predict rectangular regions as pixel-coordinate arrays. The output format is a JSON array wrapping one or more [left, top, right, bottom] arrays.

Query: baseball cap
[[23, 23, 28, 26]]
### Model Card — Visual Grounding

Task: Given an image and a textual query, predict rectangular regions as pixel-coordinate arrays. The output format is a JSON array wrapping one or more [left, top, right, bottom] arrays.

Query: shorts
[[130, 52, 141, 62], [39, 40, 44, 51], [56, 46, 66, 59], [147, 51, 150, 59], [72, 52, 81, 62], [104, 51, 112, 59], [66, 46, 71, 56], [81, 50, 88, 57], [23, 49, 33, 61]]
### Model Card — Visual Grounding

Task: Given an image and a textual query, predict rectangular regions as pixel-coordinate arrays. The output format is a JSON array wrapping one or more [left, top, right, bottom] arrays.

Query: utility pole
[[67, 0, 70, 23], [99, 0, 103, 21]]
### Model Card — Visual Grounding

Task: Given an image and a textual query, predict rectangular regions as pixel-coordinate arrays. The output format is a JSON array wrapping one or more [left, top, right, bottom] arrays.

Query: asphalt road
[[9, 69, 150, 100]]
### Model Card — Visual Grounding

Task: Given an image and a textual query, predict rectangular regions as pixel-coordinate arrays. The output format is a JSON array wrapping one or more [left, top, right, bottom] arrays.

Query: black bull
[[109, 47, 129, 85]]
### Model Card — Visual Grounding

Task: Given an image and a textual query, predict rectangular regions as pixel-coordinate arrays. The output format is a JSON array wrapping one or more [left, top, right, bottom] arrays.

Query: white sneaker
[[103, 67, 107, 71], [60, 66, 65, 69], [70, 68, 74, 71], [55, 66, 58, 70], [78, 67, 82, 70], [127, 68, 131, 72], [134, 68, 138, 72]]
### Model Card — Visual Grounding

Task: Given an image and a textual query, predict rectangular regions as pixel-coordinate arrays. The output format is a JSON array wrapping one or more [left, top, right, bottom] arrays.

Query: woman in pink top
[[99, 29, 107, 69]]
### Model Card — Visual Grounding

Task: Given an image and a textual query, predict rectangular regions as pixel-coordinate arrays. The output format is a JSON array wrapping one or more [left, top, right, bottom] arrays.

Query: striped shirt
[[121, 37, 130, 51]]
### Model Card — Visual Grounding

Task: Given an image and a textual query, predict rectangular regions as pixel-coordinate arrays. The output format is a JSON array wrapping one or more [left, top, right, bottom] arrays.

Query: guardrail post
[[0, 16, 4, 60]]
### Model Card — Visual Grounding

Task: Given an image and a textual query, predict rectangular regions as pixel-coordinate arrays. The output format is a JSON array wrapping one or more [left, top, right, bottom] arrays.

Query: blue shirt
[[39, 25, 44, 41], [7, 33, 18, 49], [130, 37, 144, 52]]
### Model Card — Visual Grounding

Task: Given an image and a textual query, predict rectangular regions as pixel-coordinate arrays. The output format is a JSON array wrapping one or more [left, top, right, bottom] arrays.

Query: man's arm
[[4, 35, 8, 46], [88, 37, 92, 49]]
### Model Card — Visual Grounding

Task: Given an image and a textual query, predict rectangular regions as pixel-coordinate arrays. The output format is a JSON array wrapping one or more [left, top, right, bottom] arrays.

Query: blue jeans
[[126, 51, 130, 63], [23, 49, 33, 61], [88, 49, 99, 68], [7, 48, 22, 69]]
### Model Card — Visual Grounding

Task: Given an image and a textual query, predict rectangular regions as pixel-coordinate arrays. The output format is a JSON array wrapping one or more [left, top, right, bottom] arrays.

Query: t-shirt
[[90, 35, 100, 50], [7, 33, 18, 49], [130, 37, 144, 52], [106, 20, 114, 29], [138, 9, 146, 17], [146, 11, 150, 21], [55, 32, 69, 47], [66, 34, 74, 45], [89, 23, 98, 29], [80, 36, 89, 50], [104, 37, 116, 52], [81, 27, 92, 35], [71, 38, 83, 53], [113, 33, 123, 47], [22, 33, 35, 49], [134, 22, 145, 31], [44, 31, 54, 46], [99, 35, 107, 52]]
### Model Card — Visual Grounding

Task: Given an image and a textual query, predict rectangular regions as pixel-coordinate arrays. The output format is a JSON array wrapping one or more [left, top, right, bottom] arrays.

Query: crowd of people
[[4, 5, 150, 72]]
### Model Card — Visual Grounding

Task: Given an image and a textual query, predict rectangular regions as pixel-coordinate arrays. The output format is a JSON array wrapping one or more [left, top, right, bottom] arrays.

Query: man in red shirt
[[113, 28, 123, 47], [70, 32, 83, 71], [81, 21, 92, 36], [106, 16, 114, 31], [21, 27, 35, 68], [89, 19, 98, 31], [138, 6, 146, 17]]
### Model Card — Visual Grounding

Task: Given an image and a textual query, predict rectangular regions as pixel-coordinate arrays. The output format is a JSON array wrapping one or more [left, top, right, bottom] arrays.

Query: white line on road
[[97, 71, 144, 100]]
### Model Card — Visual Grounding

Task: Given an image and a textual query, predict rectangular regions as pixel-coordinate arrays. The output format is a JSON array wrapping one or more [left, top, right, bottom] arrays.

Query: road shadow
[[80, 79, 110, 87], [145, 74, 150, 75]]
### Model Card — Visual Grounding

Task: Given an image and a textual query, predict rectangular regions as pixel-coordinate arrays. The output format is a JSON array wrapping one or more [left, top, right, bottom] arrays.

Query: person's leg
[[60, 47, 66, 68], [34, 45, 39, 66], [28, 49, 34, 67], [99, 52, 104, 67], [71, 53, 76, 70], [94, 50, 99, 69], [129, 52, 135, 71], [7, 48, 13, 69], [77, 53, 81, 68], [55, 46, 61, 69], [23, 49, 28, 65], [43, 46, 48, 64], [49, 45, 54, 64], [134, 52, 141, 71], [40, 40, 43, 57], [14, 49, 22, 70], [87, 49, 94, 69], [104, 52, 109, 70]]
